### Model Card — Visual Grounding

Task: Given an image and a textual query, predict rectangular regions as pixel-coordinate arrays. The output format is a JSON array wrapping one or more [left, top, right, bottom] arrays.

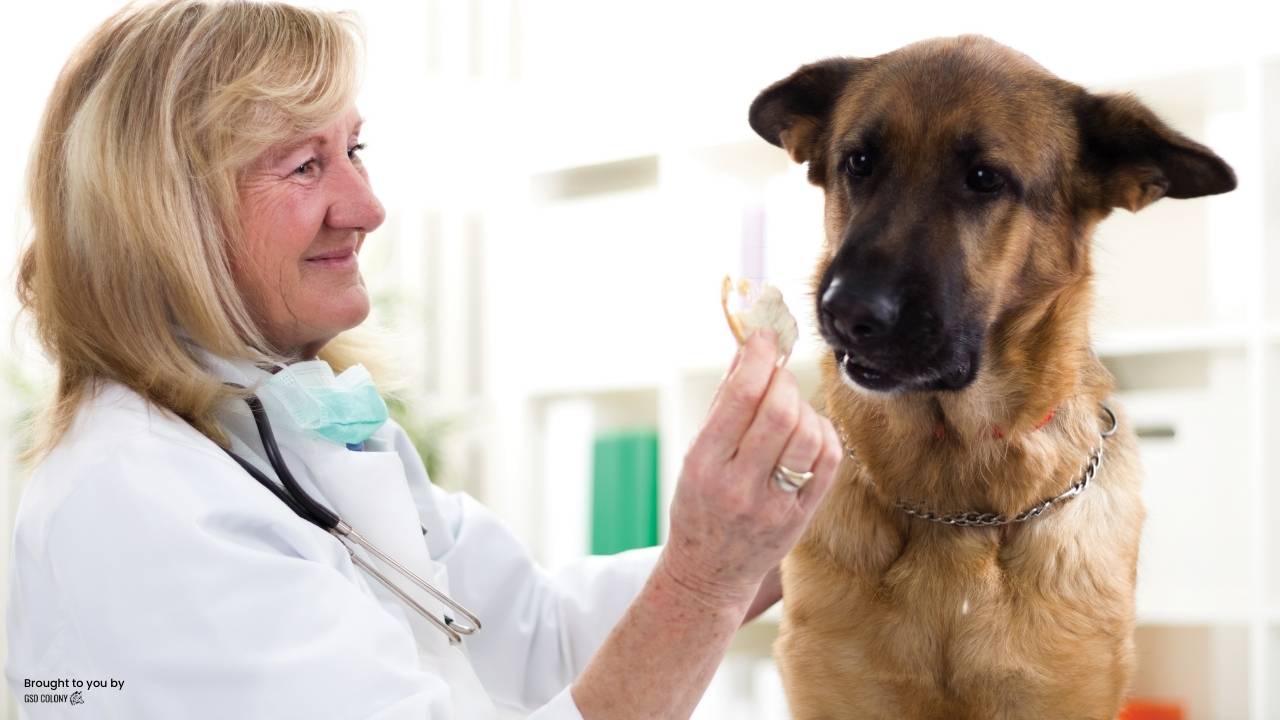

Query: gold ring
[[773, 464, 814, 493]]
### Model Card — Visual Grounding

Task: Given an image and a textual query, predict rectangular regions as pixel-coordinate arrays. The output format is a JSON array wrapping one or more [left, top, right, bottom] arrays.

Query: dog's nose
[[820, 279, 902, 346]]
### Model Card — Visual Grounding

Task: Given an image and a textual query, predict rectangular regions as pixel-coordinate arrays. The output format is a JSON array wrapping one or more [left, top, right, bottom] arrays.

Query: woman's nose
[[326, 162, 386, 233]]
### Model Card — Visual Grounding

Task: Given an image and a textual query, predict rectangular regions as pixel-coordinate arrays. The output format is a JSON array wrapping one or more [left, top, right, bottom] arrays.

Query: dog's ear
[[1075, 91, 1236, 212], [749, 58, 864, 170]]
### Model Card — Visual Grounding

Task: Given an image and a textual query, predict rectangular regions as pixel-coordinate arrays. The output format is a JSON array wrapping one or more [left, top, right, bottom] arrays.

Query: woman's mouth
[[304, 249, 357, 270]]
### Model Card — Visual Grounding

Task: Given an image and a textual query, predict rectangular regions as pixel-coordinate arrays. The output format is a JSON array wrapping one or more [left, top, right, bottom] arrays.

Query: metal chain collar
[[837, 405, 1119, 529]]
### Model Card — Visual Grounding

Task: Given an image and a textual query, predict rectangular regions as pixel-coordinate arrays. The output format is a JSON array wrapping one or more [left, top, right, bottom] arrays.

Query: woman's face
[[236, 107, 385, 358]]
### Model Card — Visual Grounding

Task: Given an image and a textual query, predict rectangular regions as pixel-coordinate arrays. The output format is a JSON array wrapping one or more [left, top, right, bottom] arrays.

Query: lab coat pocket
[[284, 438, 446, 616], [284, 435, 497, 717]]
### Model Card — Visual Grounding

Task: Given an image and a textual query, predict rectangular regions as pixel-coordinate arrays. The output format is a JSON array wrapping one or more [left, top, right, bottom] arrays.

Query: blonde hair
[[17, 0, 383, 461]]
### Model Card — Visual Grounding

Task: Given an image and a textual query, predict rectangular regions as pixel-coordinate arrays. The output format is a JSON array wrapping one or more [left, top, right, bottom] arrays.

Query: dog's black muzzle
[[817, 268, 980, 393]]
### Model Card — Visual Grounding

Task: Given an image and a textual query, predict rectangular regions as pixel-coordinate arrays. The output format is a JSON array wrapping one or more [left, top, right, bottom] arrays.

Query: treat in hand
[[721, 275, 799, 366]]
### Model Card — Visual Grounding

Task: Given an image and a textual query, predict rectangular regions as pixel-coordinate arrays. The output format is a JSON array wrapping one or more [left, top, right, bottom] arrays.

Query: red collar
[[932, 409, 1055, 440]]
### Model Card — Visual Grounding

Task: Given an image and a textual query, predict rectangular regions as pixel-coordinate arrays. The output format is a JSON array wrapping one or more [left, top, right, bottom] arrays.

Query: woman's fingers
[[694, 330, 781, 462], [707, 342, 745, 408], [770, 403, 824, 494], [732, 361, 801, 483], [798, 415, 843, 511]]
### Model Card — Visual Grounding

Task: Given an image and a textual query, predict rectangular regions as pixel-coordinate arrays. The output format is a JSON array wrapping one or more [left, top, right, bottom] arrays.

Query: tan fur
[[781, 117, 823, 164], [771, 37, 1158, 720]]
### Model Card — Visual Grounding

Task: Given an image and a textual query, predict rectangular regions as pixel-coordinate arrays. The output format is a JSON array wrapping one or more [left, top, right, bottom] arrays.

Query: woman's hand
[[572, 330, 842, 719], [742, 564, 783, 625], [659, 328, 841, 612]]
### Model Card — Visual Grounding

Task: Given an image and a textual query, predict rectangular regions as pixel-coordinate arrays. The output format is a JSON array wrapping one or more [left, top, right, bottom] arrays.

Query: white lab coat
[[5, 353, 659, 718]]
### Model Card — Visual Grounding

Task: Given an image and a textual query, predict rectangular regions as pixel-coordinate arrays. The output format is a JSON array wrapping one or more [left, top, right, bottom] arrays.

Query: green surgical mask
[[257, 360, 389, 446]]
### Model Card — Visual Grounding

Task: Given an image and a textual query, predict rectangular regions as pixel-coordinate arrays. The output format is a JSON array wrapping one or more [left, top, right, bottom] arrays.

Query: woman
[[5, 2, 841, 718]]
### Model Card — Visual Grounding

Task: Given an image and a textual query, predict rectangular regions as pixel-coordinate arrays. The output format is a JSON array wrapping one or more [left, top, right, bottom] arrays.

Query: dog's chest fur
[[775, 429, 1144, 720]]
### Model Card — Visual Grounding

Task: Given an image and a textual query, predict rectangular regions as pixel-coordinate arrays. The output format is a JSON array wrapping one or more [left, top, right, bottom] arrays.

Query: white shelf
[[524, 379, 664, 401], [1137, 612, 1254, 628], [1094, 326, 1253, 357]]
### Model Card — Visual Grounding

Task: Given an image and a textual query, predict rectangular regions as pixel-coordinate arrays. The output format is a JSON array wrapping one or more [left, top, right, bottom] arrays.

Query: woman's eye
[[965, 166, 1005, 194], [291, 143, 365, 176], [844, 150, 873, 178]]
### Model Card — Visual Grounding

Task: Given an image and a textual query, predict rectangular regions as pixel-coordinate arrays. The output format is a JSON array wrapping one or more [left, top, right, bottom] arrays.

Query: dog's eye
[[965, 166, 1005, 194], [844, 150, 874, 178]]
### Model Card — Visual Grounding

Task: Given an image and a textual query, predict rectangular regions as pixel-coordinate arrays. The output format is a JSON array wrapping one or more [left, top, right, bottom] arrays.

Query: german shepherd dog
[[749, 36, 1235, 719]]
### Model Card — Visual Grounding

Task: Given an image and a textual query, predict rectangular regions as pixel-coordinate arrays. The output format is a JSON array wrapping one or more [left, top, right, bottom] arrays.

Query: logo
[[23, 677, 123, 705]]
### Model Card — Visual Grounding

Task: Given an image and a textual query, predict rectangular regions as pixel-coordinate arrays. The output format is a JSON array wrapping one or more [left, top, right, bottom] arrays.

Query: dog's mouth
[[837, 351, 899, 392], [834, 346, 978, 394]]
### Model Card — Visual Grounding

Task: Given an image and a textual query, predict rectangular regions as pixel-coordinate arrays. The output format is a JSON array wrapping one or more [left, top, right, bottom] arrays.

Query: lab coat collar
[[188, 346, 274, 390]]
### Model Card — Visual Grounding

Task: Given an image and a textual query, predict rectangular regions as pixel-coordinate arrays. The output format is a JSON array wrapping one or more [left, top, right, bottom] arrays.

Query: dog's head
[[750, 35, 1235, 395]]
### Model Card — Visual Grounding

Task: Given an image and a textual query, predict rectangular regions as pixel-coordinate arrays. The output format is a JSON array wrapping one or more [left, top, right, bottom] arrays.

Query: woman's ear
[[1074, 91, 1237, 212], [749, 58, 866, 178]]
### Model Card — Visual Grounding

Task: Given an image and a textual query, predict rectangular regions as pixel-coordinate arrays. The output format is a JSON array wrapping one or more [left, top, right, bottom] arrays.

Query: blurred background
[[2, 1, 1278, 718]]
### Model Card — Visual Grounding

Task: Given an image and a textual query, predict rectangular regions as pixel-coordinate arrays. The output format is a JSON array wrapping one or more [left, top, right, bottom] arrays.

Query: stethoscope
[[221, 394, 482, 646]]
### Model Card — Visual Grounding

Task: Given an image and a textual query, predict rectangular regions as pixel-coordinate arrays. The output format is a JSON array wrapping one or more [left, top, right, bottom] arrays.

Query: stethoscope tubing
[[223, 395, 482, 645]]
